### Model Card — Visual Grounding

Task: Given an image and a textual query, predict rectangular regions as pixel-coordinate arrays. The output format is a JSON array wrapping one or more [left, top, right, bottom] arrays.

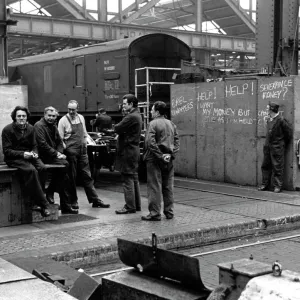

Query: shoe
[[258, 185, 268, 191], [92, 200, 110, 208], [32, 205, 42, 211], [72, 204, 79, 210], [61, 207, 79, 214], [165, 214, 174, 220], [136, 207, 141, 212], [41, 208, 51, 217], [274, 187, 281, 193], [46, 192, 55, 204], [115, 207, 136, 214], [141, 214, 161, 221]]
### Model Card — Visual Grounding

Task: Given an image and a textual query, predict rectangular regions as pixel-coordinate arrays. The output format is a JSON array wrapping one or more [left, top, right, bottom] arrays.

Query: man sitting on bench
[[1, 106, 50, 217], [34, 106, 78, 215]]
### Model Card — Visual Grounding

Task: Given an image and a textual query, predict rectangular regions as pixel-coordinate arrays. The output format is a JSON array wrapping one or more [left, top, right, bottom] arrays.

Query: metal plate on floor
[[118, 238, 208, 291]]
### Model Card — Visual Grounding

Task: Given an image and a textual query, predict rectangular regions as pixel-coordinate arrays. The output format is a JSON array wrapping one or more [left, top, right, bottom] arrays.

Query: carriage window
[[44, 65, 52, 93], [75, 64, 84, 86]]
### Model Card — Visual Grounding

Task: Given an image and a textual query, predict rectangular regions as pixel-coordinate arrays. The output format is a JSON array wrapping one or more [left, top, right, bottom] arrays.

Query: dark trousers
[[146, 160, 174, 217], [42, 157, 72, 209], [6, 158, 49, 209], [261, 145, 285, 189], [121, 172, 141, 210], [65, 147, 99, 205]]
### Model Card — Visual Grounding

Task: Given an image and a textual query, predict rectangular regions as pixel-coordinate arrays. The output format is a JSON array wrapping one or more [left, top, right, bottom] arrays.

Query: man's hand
[[57, 152, 66, 160], [162, 154, 171, 163], [24, 152, 33, 159], [31, 151, 39, 159]]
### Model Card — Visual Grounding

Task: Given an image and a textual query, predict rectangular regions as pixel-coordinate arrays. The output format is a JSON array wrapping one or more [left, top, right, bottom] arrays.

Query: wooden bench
[[0, 164, 65, 227]]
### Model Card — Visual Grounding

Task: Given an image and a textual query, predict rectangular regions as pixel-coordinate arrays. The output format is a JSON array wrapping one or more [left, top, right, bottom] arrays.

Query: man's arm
[[147, 122, 164, 160], [79, 115, 88, 142], [172, 123, 180, 158], [114, 114, 134, 134], [34, 124, 57, 157], [2, 128, 25, 159]]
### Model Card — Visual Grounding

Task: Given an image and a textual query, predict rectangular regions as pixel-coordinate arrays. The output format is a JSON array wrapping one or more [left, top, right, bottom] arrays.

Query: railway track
[[88, 229, 300, 288]]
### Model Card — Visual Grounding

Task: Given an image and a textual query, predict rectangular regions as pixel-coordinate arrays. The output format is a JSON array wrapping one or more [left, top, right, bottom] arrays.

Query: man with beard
[[34, 106, 78, 214], [58, 100, 110, 210], [2, 106, 50, 217]]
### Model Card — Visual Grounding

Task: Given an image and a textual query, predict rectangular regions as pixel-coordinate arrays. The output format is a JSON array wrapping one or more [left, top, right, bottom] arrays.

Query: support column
[[98, 0, 107, 22], [196, 0, 202, 32], [118, 0, 122, 23], [0, 0, 8, 82], [82, 0, 87, 18]]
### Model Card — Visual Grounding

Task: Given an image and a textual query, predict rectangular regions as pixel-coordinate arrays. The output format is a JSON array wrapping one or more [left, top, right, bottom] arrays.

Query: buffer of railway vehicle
[[7, 14, 255, 53]]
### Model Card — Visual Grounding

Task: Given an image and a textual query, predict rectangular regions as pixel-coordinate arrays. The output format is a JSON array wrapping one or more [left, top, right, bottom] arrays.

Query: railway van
[[8, 33, 191, 126]]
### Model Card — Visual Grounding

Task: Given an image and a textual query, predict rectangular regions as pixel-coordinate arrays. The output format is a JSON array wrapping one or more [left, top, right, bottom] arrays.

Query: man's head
[[122, 94, 138, 113], [267, 102, 279, 115], [98, 108, 106, 115], [44, 106, 58, 125], [68, 100, 79, 118], [151, 101, 167, 119], [11, 106, 30, 126]]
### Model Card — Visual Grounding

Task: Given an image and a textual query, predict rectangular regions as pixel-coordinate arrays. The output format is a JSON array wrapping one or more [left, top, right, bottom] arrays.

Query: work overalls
[[64, 115, 99, 206]]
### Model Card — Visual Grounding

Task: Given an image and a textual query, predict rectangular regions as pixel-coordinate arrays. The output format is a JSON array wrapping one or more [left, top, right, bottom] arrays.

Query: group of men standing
[[1, 95, 180, 221], [114, 94, 179, 221], [2, 101, 110, 217]]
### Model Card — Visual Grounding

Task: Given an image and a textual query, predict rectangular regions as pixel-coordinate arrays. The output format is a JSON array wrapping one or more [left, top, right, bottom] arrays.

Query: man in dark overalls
[[258, 102, 292, 193], [58, 100, 110, 209]]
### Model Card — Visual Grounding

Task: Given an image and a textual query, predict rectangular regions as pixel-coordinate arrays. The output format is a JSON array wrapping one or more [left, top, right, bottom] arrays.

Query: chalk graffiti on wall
[[225, 82, 254, 97], [171, 95, 194, 116], [259, 79, 292, 100]]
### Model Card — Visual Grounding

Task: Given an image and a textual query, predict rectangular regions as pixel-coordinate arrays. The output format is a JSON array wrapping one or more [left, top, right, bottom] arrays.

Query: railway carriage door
[[84, 54, 97, 111], [71, 56, 85, 110]]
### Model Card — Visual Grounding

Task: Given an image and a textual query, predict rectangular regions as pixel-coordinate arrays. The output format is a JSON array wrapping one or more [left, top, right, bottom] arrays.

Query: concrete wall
[[0, 85, 28, 163], [171, 76, 299, 190]]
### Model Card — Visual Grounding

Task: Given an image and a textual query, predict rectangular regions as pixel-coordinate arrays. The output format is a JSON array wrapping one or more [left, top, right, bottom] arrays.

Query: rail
[[135, 67, 181, 129]]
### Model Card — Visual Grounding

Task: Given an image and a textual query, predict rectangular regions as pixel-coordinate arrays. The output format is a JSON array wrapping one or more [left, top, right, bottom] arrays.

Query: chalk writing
[[196, 88, 217, 102], [171, 101, 193, 116], [171, 96, 187, 108], [225, 82, 254, 97], [259, 79, 292, 100]]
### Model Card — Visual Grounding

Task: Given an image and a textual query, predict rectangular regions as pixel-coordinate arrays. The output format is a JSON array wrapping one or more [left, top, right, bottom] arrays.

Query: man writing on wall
[[142, 101, 179, 221], [2, 106, 50, 217], [58, 100, 110, 209], [115, 94, 142, 214], [34, 106, 78, 214], [258, 102, 292, 193]]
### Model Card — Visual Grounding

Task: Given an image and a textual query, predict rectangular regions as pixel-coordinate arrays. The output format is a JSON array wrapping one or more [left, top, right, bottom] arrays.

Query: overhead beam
[[55, 0, 96, 21], [224, 0, 255, 33], [123, 0, 162, 24], [8, 14, 256, 53], [110, 0, 148, 23]]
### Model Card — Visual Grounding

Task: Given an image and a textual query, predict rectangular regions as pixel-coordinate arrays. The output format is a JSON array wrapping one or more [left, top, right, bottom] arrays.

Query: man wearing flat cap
[[258, 102, 292, 193]]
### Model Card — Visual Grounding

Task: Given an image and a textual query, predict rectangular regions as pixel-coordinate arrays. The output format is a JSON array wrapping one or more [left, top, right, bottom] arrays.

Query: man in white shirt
[[58, 100, 110, 209]]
